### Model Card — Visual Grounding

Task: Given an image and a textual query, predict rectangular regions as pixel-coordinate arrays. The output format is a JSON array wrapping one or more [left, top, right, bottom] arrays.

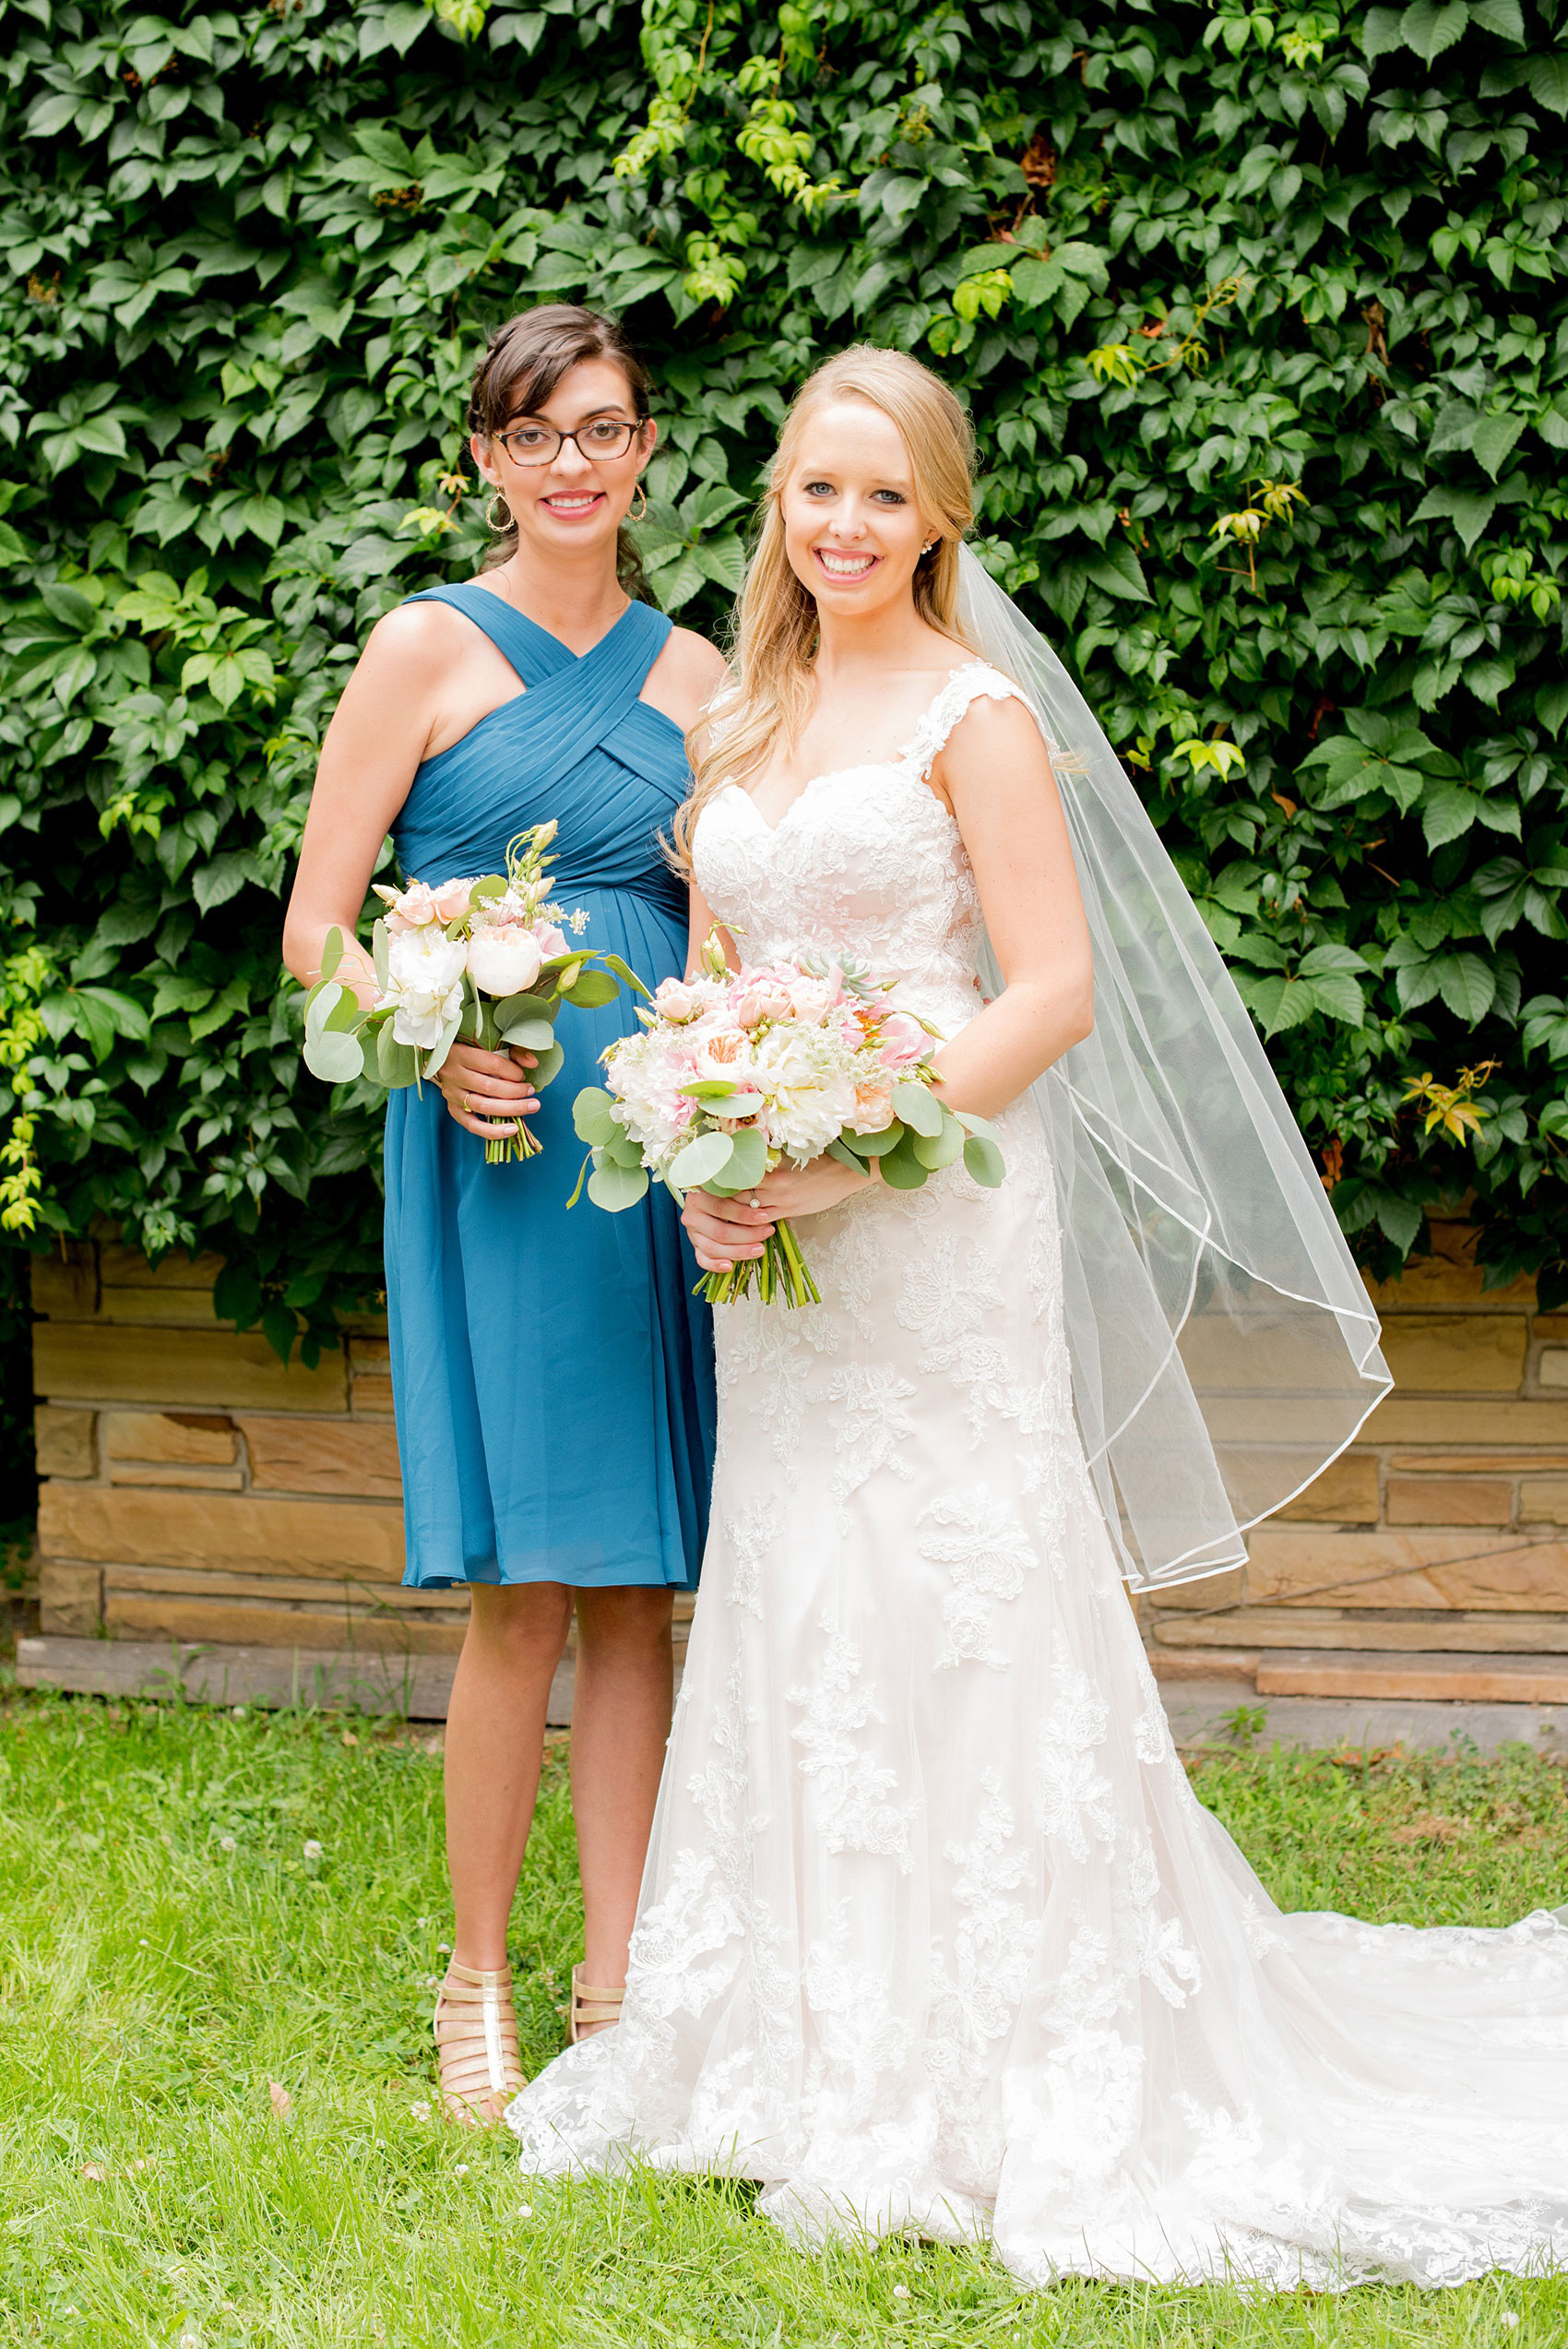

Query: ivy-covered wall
[[1, 0, 1566, 1478]]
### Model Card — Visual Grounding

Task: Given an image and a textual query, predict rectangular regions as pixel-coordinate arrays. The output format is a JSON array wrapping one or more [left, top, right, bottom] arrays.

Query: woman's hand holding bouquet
[[299, 822, 626, 1163], [571, 930, 1005, 1306]]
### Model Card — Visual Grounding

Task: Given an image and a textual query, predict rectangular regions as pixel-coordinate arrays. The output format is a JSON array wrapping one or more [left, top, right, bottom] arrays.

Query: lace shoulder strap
[[902, 662, 1037, 781]]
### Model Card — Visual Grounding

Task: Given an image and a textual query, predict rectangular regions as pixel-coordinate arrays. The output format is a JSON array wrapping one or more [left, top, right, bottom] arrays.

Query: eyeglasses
[[493, 419, 641, 466]]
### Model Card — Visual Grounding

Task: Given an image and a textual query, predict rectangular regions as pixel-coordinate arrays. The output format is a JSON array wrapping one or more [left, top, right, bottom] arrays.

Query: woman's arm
[[282, 605, 452, 1002], [926, 690, 1094, 1110], [282, 604, 540, 1142]]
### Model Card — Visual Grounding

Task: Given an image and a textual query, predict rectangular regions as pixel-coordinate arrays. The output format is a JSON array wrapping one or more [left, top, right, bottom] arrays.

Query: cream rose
[[374, 879, 442, 935], [849, 1079, 895, 1133], [466, 925, 543, 997], [653, 977, 699, 1023]]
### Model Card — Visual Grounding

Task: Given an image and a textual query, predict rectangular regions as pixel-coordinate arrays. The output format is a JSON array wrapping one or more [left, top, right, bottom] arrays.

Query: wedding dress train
[[508, 666, 1568, 2287]]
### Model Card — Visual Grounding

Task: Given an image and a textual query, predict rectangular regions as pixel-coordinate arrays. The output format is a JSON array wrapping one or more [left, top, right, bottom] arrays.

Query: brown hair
[[670, 345, 977, 872], [467, 304, 654, 600]]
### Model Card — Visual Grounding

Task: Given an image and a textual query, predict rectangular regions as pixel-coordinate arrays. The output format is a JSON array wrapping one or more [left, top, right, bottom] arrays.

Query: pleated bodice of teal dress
[[382, 581, 715, 1593]]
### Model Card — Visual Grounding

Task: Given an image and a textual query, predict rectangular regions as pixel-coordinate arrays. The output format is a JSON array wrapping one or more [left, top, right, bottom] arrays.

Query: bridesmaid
[[283, 304, 723, 2119]]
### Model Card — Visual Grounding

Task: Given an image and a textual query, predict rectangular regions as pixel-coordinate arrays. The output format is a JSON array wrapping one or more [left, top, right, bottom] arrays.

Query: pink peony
[[653, 977, 699, 1023], [877, 1011, 927, 1067], [432, 877, 475, 924], [536, 923, 568, 960]]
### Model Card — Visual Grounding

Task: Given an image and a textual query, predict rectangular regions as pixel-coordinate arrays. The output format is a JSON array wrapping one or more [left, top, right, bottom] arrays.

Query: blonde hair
[[670, 346, 977, 872]]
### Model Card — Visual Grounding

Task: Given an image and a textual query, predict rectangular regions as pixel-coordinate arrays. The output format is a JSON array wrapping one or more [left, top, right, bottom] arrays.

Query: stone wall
[[31, 1238, 459, 1656], [30, 1221, 1568, 1709], [1139, 1219, 1568, 1702]]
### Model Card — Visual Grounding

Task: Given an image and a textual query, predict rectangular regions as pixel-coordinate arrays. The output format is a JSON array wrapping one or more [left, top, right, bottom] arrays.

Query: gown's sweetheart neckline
[[415, 592, 686, 777], [718, 662, 992, 837]]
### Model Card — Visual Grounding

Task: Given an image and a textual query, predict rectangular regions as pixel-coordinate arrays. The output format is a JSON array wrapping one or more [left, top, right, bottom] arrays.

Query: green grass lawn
[[2, 1685, 1564, 2348]]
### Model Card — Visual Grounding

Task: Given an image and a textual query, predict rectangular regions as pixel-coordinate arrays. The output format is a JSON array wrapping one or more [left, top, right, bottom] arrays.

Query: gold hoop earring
[[629, 482, 648, 523], [486, 491, 512, 532]]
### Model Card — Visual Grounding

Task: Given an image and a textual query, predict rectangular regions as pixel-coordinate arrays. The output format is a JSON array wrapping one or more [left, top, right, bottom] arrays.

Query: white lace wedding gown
[[508, 666, 1568, 2287]]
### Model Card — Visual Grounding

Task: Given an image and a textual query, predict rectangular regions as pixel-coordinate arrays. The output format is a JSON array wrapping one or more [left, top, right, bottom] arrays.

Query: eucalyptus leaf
[[562, 966, 620, 1008], [375, 1022, 420, 1089], [669, 1129, 736, 1187], [962, 1132, 1007, 1189], [497, 1015, 558, 1050], [303, 1025, 365, 1084], [573, 1087, 617, 1144], [913, 1116, 966, 1170], [493, 990, 559, 1031], [704, 1126, 768, 1192], [602, 952, 653, 1000], [878, 1128, 932, 1189], [588, 1159, 650, 1211], [891, 1079, 944, 1138]]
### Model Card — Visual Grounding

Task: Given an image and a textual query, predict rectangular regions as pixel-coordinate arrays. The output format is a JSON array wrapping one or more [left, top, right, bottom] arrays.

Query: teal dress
[[383, 582, 714, 1590]]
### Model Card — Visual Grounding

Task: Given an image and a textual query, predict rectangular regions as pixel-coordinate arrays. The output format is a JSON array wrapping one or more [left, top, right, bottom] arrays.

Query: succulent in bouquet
[[299, 822, 630, 1163], [570, 930, 1005, 1304]]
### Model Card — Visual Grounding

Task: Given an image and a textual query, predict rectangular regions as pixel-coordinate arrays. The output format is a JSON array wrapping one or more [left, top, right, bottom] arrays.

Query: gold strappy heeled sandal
[[433, 1961, 525, 2125], [569, 1962, 624, 2044]]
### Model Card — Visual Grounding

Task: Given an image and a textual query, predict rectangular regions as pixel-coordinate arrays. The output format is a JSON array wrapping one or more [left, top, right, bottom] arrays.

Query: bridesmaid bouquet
[[301, 822, 625, 1163], [571, 929, 1005, 1305]]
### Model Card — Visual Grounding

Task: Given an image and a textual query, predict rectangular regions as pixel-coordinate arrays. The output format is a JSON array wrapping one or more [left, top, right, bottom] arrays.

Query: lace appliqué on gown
[[507, 663, 1568, 2289]]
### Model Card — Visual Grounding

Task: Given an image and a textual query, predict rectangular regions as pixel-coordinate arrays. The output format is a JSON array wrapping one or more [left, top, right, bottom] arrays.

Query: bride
[[507, 348, 1568, 2286]]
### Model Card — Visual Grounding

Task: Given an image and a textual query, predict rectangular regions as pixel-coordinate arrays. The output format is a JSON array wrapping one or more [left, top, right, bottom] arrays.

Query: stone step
[[17, 1619, 689, 1723], [1256, 1650, 1568, 1704], [16, 1635, 473, 1719], [1150, 1606, 1568, 1654], [1158, 1676, 1568, 1758]]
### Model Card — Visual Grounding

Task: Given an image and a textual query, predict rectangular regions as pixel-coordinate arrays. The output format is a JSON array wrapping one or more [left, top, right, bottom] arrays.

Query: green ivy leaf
[[1397, 0, 1468, 64]]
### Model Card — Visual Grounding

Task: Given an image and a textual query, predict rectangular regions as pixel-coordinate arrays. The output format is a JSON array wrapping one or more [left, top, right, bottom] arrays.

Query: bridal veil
[[956, 544, 1390, 1588]]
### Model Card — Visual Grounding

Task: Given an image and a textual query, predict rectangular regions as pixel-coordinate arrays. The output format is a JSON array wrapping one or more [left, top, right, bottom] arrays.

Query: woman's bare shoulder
[[644, 622, 731, 727], [360, 595, 477, 675], [666, 626, 730, 693]]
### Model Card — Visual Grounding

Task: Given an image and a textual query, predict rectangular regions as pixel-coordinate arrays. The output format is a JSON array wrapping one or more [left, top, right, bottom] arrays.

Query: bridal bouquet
[[300, 822, 625, 1163], [570, 930, 1005, 1304]]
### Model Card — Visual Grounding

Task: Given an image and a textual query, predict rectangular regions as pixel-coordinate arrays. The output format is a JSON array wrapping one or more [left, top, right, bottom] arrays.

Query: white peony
[[466, 924, 543, 997], [748, 1024, 856, 1161], [386, 973, 464, 1050], [386, 925, 467, 995]]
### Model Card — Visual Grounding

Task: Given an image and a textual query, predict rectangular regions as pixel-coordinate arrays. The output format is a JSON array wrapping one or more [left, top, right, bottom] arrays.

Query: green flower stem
[[698, 1215, 821, 1308]]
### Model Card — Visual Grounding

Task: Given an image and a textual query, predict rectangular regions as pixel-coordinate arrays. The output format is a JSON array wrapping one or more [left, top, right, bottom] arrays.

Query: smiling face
[[471, 355, 654, 566], [778, 397, 937, 622]]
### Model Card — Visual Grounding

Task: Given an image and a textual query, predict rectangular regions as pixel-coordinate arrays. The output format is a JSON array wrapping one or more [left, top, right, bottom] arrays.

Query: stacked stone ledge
[[30, 1236, 446, 1660], [25, 1220, 1568, 1714], [1138, 1217, 1568, 1704]]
